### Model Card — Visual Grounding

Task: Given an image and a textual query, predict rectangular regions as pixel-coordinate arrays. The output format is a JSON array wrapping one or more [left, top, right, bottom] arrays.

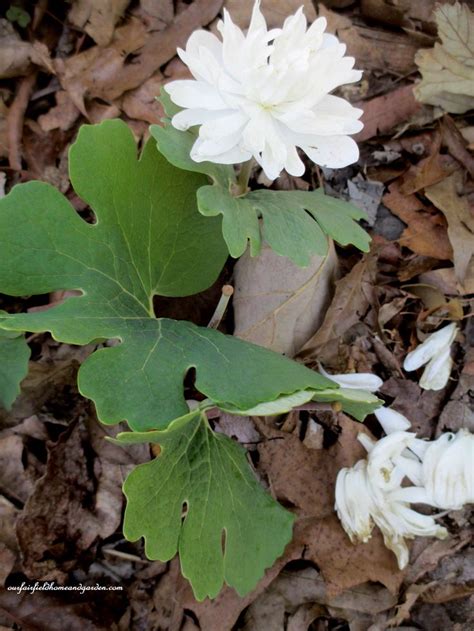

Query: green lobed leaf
[[116, 409, 295, 600], [198, 187, 371, 267], [311, 387, 382, 421], [0, 324, 30, 410], [0, 118, 335, 430], [151, 90, 235, 189], [151, 91, 371, 266]]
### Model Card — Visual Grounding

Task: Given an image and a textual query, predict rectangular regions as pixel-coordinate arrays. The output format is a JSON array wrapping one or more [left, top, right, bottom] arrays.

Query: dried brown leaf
[[436, 349, 474, 435], [37, 91, 80, 132], [414, 2, 474, 113], [15, 419, 134, 580], [425, 171, 474, 293], [380, 377, 446, 438], [120, 72, 165, 124], [399, 134, 459, 194], [383, 182, 453, 260], [242, 566, 396, 631], [68, 0, 131, 46], [233, 242, 338, 356], [298, 250, 378, 365], [57, 0, 223, 110], [0, 434, 35, 503], [0, 19, 35, 79], [355, 85, 423, 143]]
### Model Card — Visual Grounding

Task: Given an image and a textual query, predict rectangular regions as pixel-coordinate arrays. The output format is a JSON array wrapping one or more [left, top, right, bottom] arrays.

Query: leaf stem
[[207, 284, 234, 329], [235, 159, 254, 196]]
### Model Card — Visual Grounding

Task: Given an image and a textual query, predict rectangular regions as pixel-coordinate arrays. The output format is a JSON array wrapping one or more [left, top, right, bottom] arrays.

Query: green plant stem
[[236, 159, 254, 196]]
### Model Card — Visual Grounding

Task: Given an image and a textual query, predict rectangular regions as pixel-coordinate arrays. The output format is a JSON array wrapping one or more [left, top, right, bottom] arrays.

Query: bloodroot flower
[[403, 323, 458, 391], [164, 0, 363, 180], [335, 432, 448, 569]]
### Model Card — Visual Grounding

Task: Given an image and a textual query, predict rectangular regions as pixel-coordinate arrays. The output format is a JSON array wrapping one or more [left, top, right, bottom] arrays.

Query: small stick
[[207, 285, 234, 329], [7, 72, 37, 171], [102, 548, 148, 564]]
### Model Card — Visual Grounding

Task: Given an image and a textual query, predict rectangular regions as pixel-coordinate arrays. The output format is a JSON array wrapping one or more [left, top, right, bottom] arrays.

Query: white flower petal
[[301, 135, 360, 168], [419, 345, 453, 391], [421, 430, 474, 509], [335, 461, 375, 543], [284, 145, 305, 177], [191, 137, 251, 164], [403, 323, 457, 371], [374, 406, 412, 434], [366, 431, 417, 492], [319, 365, 383, 392], [165, 80, 227, 110], [178, 30, 223, 83], [393, 454, 424, 486], [171, 108, 231, 131], [358, 433, 376, 453], [248, 0, 267, 34]]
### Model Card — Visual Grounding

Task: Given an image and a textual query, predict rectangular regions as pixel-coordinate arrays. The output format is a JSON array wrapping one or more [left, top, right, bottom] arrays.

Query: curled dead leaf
[[233, 242, 338, 356]]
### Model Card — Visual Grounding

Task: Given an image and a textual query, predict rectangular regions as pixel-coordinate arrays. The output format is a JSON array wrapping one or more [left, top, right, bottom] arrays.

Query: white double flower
[[164, 0, 363, 180]]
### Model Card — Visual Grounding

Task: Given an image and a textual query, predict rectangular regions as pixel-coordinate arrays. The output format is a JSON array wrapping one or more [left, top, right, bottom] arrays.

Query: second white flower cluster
[[336, 422, 472, 569], [324, 323, 472, 569]]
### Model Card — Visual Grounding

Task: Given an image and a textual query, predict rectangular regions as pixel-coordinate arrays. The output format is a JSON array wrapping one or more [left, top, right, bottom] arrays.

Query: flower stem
[[235, 159, 254, 196], [207, 284, 234, 329]]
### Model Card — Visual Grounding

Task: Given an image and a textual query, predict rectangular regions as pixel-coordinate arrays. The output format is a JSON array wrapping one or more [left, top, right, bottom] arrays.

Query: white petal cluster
[[335, 431, 448, 569], [403, 323, 458, 391], [335, 389, 473, 568], [165, 0, 363, 180], [403, 430, 474, 510]]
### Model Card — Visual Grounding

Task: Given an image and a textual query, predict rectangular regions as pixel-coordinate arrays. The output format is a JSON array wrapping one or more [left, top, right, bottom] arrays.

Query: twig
[[7, 72, 37, 171], [207, 284, 234, 329]]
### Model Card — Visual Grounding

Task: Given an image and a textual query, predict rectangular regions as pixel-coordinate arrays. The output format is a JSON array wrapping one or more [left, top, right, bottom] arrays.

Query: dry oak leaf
[[233, 241, 338, 356], [257, 415, 404, 597], [383, 181, 453, 260], [298, 249, 378, 366], [414, 2, 474, 114], [68, 0, 131, 46], [425, 171, 474, 293]]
